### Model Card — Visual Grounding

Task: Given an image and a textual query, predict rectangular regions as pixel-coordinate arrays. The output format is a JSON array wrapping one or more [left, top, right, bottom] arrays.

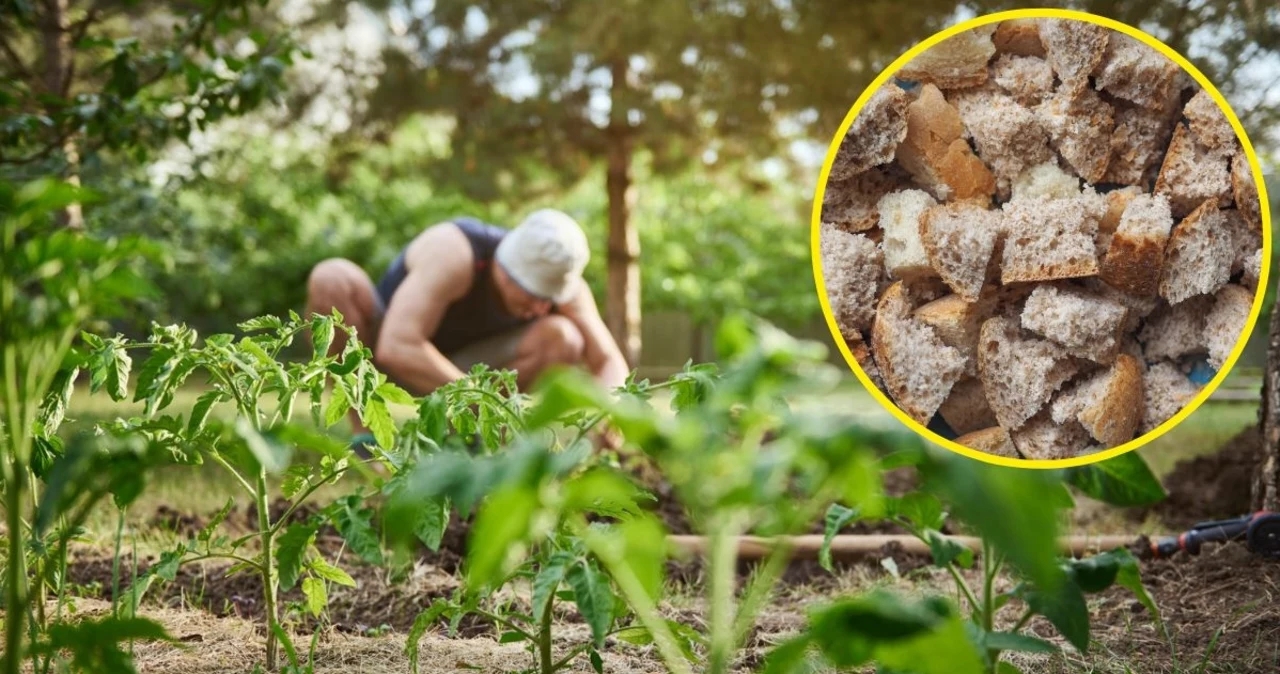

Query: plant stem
[[706, 518, 740, 674], [982, 538, 995, 634], [947, 564, 983, 623], [538, 591, 555, 674], [112, 507, 125, 617], [256, 467, 279, 671], [4, 460, 27, 674], [1010, 608, 1035, 633]]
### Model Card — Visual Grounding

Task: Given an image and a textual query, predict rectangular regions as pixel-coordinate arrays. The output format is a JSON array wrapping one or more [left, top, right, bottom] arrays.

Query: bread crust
[[955, 426, 1019, 458], [895, 84, 996, 201], [992, 20, 1045, 57], [1077, 354, 1143, 446], [1155, 124, 1232, 218], [872, 282, 966, 423], [898, 25, 997, 89]]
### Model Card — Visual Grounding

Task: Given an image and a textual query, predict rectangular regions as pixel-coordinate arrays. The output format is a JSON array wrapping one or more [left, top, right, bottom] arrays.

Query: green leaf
[[821, 504, 858, 572], [924, 457, 1064, 592], [198, 498, 235, 543], [982, 631, 1058, 653], [377, 381, 416, 406], [406, 602, 450, 674], [874, 617, 986, 674], [37, 366, 78, 438], [301, 577, 327, 617], [761, 635, 814, 674], [925, 530, 975, 569], [281, 465, 312, 500], [328, 495, 383, 565], [414, 497, 450, 552], [1064, 453, 1166, 507], [1111, 548, 1160, 623], [234, 417, 292, 474], [324, 384, 350, 428], [526, 369, 609, 429], [1067, 552, 1122, 593], [567, 561, 615, 649], [498, 631, 527, 644], [997, 663, 1026, 674], [238, 315, 283, 332], [531, 552, 572, 620], [311, 315, 334, 359], [188, 389, 226, 435], [590, 649, 604, 673], [364, 398, 396, 450], [889, 492, 945, 532], [308, 558, 357, 587], [465, 485, 539, 589], [32, 616, 172, 674], [807, 592, 983, 673], [1025, 581, 1090, 652], [153, 548, 184, 582], [615, 620, 705, 663], [276, 523, 318, 591]]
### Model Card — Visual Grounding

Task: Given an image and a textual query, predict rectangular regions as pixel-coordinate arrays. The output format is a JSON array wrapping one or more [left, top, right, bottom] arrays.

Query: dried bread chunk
[[993, 19, 1045, 57], [914, 293, 992, 375], [1155, 124, 1232, 218], [871, 282, 967, 423], [898, 25, 997, 89], [1011, 162, 1079, 202], [1086, 277, 1159, 333], [1142, 361, 1199, 433], [1038, 18, 1109, 90], [991, 54, 1055, 107], [1100, 193, 1174, 296], [1223, 209, 1262, 276], [956, 426, 1020, 458], [879, 189, 938, 279], [822, 165, 913, 233], [1105, 101, 1180, 186], [978, 316, 1079, 430], [1021, 283, 1128, 363], [1138, 295, 1211, 360], [1100, 186, 1142, 235], [1000, 195, 1103, 283], [1205, 284, 1253, 370], [938, 376, 998, 435], [1011, 409, 1091, 460], [1093, 34, 1182, 110], [1243, 249, 1263, 291], [1232, 151, 1261, 227], [1183, 89, 1236, 156], [894, 84, 996, 202], [1159, 200, 1233, 304], [955, 89, 1054, 198], [1075, 354, 1144, 446], [830, 83, 911, 180], [1036, 85, 1114, 183], [820, 226, 882, 334], [843, 328, 885, 393], [920, 202, 1002, 301]]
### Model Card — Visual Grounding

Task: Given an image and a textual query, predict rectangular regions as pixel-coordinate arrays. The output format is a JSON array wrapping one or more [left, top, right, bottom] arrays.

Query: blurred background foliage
[[1, 0, 1276, 370]]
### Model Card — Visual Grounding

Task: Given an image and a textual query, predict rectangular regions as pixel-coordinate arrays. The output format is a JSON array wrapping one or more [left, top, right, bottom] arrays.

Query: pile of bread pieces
[[819, 18, 1265, 460]]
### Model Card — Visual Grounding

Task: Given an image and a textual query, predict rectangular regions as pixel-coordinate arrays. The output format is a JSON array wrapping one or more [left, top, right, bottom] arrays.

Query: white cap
[[494, 209, 590, 304]]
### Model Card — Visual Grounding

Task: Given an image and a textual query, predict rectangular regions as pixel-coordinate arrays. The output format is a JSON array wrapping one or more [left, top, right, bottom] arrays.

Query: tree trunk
[[40, 0, 83, 230], [605, 58, 640, 365], [1255, 306, 1280, 512]]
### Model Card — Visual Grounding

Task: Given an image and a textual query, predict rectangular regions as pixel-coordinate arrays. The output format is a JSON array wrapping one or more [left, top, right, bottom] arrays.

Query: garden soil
[[1151, 427, 1262, 528]]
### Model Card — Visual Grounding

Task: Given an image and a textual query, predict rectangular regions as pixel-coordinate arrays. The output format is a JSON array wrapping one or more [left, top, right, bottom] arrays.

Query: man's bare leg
[[506, 315, 587, 391], [306, 258, 382, 434]]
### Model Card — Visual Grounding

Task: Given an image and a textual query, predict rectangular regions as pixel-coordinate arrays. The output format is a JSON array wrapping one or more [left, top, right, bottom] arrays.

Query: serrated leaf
[[821, 504, 857, 572], [276, 523, 317, 591], [568, 561, 614, 649], [234, 417, 291, 474], [199, 498, 235, 543], [37, 367, 78, 438], [281, 465, 312, 500], [414, 497, 449, 552], [301, 577, 327, 617], [325, 384, 350, 428], [311, 315, 334, 359], [308, 557, 356, 587], [531, 552, 572, 620], [188, 389, 225, 435], [364, 398, 395, 450], [328, 495, 383, 565], [377, 381, 416, 406], [238, 315, 283, 332], [926, 530, 975, 569]]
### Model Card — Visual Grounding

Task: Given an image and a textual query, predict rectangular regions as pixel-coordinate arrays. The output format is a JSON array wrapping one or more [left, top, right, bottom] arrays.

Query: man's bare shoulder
[[403, 222, 475, 298]]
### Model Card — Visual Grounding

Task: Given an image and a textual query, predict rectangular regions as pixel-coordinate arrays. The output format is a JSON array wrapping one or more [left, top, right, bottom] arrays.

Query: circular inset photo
[[814, 10, 1270, 466]]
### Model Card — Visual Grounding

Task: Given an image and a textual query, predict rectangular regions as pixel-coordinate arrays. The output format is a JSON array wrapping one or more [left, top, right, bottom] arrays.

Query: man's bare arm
[[559, 284, 631, 390], [373, 225, 473, 395]]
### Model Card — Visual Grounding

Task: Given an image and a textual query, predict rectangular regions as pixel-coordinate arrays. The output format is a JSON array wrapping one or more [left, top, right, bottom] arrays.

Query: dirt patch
[[1083, 541, 1280, 672], [1153, 427, 1261, 529]]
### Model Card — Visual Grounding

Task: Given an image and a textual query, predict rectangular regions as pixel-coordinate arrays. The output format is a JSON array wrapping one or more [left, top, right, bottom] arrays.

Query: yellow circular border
[[812, 8, 1273, 469]]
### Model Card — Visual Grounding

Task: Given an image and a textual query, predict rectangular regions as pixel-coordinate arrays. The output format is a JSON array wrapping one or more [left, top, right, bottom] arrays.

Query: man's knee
[[530, 315, 585, 365]]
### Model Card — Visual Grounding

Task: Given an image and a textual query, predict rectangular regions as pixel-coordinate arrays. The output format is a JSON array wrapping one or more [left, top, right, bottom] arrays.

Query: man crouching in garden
[[305, 209, 630, 445]]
